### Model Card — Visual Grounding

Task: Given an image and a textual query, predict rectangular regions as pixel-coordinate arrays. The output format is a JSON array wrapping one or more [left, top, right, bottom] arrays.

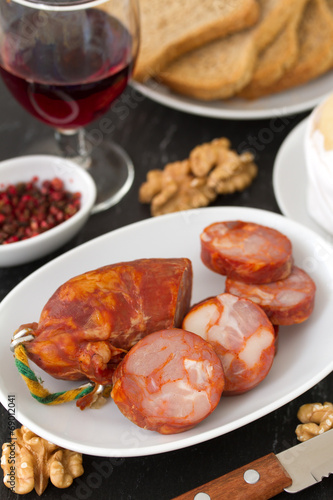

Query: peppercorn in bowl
[[0, 155, 96, 267]]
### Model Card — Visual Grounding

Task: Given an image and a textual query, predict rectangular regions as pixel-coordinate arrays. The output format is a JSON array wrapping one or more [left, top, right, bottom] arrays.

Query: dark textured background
[[0, 78, 332, 500]]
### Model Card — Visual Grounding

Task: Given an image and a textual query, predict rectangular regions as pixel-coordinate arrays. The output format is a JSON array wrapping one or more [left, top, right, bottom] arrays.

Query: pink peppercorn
[[0, 177, 81, 245]]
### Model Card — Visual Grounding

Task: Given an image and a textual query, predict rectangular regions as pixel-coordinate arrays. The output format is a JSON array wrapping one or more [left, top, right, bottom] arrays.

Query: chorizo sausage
[[182, 293, 276, 395], [111, 328, 224, 434], [225, 266, 316, 325], [200, 221, 293, 283], [273, 325, 279, 355], [24, 258, 193, 385]]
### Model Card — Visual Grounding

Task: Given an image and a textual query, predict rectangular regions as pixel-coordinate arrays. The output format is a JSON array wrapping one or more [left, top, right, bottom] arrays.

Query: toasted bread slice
[[250, 0, 302, 52], [324, 0, 333, 70], [133, 0, 260, 82], [239, 0, 309, 99], [157, 31, 257, 101], [156, 0, 296, 101], [242, 0, 333, 98], [326, 0, 333, 12]]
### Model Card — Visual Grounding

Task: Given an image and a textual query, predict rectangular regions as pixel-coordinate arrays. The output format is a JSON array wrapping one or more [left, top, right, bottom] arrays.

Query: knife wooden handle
[[172, 453, 292, 500]]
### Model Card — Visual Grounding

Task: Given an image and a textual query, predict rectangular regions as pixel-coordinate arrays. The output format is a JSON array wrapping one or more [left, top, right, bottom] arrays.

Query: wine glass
[[0, 0, 140, 213]]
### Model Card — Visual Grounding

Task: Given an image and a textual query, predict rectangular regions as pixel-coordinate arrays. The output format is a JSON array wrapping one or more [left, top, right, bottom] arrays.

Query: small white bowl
[[304, 93, 333, 235], [0, 155, 96, 267]]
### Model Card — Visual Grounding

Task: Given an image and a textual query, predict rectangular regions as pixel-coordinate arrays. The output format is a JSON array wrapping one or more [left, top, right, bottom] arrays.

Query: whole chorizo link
[[21, 258, 193, 385], [111, 328, 225, 434], [182, 293, 276, 395]]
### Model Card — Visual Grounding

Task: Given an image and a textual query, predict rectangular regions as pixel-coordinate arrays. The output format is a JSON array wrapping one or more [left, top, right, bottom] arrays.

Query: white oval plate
[[0, 206, 333, 457], [131, 72, 333, 120]]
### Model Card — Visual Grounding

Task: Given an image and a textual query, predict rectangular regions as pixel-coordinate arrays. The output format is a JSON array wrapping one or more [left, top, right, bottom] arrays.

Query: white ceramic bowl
[[0, 155, 96, 267], [304, 93, 333, 236]]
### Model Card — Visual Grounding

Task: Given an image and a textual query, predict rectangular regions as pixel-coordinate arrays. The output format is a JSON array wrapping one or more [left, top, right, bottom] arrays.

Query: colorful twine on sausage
[[13, 343, 95, 405]]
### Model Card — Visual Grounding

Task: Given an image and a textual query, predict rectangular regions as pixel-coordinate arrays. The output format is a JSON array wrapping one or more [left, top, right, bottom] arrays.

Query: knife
[[172, 428, 333, 500]]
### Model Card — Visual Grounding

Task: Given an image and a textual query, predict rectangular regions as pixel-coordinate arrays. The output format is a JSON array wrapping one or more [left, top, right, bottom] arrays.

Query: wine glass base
[[87, 141, 135, 214], [21, 137, 135, 214]]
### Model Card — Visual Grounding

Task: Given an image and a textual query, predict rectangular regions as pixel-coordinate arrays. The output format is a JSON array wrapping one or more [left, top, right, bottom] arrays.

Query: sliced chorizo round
[[225, 266, 316, 325], [182, 293, 276, 396], [200, 221, 293, 284], [111, 328, 224, 434]]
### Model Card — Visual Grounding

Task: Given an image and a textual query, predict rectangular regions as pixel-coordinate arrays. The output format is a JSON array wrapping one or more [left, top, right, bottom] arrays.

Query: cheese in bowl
[[304, 93, 333, 235]]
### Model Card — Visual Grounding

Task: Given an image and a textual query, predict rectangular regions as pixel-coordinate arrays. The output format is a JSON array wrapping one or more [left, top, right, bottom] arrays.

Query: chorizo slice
[[111, 328, 224, 434], [225, 266, 316, 325], [182, 293, 276, 395], [273, 325, 279, 355], [24, 258, 193, 385], [200, 221, 293, 283]]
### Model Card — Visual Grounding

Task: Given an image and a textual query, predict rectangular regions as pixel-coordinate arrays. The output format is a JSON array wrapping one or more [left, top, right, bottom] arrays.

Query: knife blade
[[172, 429, 333, 500]]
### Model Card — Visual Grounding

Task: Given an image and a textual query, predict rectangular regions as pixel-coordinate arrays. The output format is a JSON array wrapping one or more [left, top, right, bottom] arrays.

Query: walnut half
[[295, 402, 333, 442], [1, 426, 83, 495]]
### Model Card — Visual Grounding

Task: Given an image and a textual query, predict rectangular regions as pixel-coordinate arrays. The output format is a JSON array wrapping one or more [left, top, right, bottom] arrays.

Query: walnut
[[190, 137, 231, 177], [49, 449, 83, 489], [151, 160, 217, 216], [139, 138, 257, 216], [207, 151, 258, 194], [138, 169, 164, 203], [295, 402, 333, 442], [1, 426, 83, 495]]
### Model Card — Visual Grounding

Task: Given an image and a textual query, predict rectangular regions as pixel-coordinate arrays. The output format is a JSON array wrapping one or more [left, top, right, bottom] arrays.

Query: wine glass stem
[[55, 128, 92, 169]]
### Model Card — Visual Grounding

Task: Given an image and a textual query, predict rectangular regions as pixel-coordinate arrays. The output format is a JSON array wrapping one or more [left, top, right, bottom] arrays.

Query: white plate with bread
[[132, 0, 333, 120], [132, 74, 333, 120]]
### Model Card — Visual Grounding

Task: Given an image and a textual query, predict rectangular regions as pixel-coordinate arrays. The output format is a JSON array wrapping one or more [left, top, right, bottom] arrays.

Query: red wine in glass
[[0, 0, 140, 213], [0, 9, 133, 129]]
